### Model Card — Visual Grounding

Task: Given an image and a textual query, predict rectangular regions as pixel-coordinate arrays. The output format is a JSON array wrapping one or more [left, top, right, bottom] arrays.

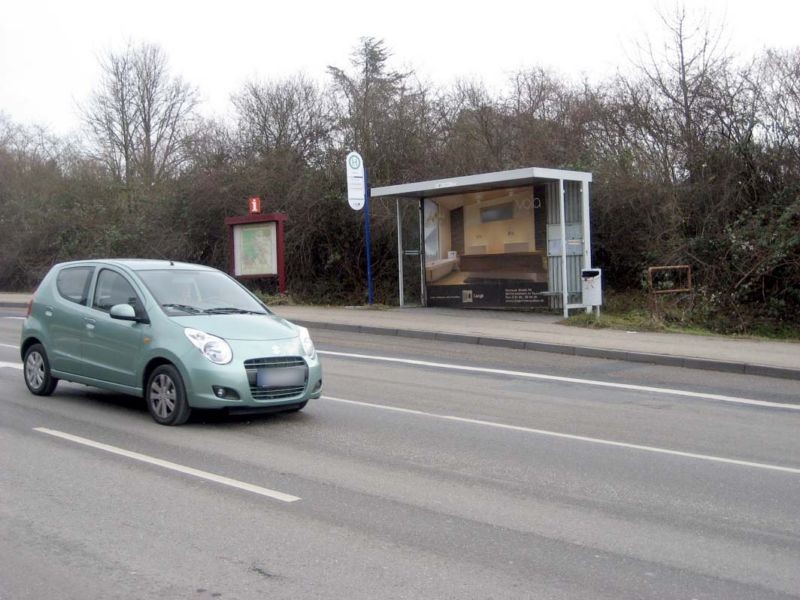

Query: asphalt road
[[1, 308, 799, 599]]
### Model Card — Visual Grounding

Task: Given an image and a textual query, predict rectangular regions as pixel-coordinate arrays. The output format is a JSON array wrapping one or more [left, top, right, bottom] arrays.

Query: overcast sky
[[1, 0, 798, 136]]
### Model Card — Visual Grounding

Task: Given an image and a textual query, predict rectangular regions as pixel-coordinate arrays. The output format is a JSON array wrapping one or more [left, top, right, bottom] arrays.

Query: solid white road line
[[0, 361, 22, 370], [318, 350, 800, 411], [322, 395, 800, 475], [1, 317, 25, 320], [0, 343, 20, 349], [33, 427, 301, 503], [3, 344, 792, 411]]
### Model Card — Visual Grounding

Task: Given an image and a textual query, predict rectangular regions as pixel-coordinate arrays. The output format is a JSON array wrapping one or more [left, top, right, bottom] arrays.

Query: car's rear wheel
[[146, 365, 191, 426], [23, 343, 58, 396]]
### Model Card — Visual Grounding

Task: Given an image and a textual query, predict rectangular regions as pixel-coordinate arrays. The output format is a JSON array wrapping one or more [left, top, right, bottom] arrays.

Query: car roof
[[53, 259, 217, 272]]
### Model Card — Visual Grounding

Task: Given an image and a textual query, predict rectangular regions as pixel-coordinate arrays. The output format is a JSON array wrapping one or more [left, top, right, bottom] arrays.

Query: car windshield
[[137, 269, 268, 316]]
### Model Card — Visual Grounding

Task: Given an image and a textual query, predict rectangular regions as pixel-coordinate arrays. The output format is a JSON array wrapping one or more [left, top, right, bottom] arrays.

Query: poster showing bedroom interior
[[423, 185, 549, 307]]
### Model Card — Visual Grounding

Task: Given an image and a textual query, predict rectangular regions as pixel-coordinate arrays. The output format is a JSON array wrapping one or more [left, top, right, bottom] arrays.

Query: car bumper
[[179, 338, 322, 410]]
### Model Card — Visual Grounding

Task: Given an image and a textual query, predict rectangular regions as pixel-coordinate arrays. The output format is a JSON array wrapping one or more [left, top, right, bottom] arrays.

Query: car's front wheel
[[23, 343, 58, 396], [146, 364, 192, 426]]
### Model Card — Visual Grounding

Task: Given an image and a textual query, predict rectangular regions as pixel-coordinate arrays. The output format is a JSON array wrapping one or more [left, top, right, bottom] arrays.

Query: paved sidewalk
[[3, 292, 798, 379], [0, 293, 31, 307], [272, 305, 800, 380]]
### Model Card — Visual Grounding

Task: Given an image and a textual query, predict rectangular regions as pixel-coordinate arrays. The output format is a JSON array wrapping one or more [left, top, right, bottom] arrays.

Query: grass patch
[[256, 292, 297, 306], [563, 292, 800, 342], [341, 303, 395, 310], [255, 292, 396, 311]]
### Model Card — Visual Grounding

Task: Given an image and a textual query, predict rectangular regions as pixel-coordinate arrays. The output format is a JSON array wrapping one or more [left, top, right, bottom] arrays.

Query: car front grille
[[245, 356, 307, 370], [245, 356, 308, 401], [249, 385, 307, 400]]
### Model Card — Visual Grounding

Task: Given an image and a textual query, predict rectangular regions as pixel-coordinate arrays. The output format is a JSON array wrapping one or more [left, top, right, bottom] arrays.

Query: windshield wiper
[[202, 307, 267, 315], [162, 303, 202, 314]]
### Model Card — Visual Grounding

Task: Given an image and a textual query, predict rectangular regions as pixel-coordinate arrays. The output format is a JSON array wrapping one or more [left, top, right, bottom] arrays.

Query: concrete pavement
[[0, 293, 31, 307], [3, 292, 798, 379], [273, 305, 800, 380]]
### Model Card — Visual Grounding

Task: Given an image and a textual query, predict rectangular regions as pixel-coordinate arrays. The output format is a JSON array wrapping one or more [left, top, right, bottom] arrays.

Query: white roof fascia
[[371, 166, 591, 199], [532, 167, 593, 183]]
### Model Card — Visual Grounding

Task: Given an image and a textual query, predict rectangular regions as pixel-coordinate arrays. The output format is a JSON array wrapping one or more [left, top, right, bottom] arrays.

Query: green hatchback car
[[20, 260, 322, 425]]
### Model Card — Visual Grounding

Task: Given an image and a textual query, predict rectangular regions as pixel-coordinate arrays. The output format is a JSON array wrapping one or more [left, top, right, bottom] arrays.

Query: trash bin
[[581, 269, 602, 306]]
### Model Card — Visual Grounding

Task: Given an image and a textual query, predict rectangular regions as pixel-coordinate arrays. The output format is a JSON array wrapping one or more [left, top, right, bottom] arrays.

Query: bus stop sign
[[346, 151, 366, 210]]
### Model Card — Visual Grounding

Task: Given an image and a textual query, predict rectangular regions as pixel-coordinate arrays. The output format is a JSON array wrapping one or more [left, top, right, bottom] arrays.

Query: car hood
[[170, 313, 299, 341]]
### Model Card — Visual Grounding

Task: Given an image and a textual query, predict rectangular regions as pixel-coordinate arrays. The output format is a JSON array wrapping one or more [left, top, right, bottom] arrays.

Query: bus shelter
[[371, 167, 594, 316]]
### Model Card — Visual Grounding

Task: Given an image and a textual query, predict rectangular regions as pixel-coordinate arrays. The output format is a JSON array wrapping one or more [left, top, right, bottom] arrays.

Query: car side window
[[93, 269, 143, 315], [56, 267, 94, 305]]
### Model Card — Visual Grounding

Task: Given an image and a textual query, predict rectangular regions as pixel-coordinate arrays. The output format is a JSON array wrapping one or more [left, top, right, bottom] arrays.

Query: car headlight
[[184, 328, 233, 365], [298, 326, 316, 359]]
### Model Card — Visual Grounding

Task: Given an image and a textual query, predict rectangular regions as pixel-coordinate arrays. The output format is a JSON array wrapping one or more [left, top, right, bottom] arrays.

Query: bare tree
[[133, 44, 198, 185], [634, 5, 729, 182], [232, 74, 329, 165], [83, 48, 136, 188], [506, 68, 584, 168], [759, 49, 800, 166], [436, 80, 508, 173], [83, 42, 198, 204]]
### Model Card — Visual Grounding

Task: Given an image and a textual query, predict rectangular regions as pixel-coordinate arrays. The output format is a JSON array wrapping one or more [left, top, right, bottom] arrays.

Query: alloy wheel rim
[[150, 373, 176, 418], [25, 351, 45, 390]]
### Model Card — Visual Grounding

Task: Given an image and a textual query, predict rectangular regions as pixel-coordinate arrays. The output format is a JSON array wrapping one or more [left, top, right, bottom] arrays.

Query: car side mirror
[[110, 303, 138, 321]]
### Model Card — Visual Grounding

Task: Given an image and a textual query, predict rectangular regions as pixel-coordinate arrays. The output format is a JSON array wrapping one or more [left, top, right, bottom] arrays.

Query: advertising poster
[[424, 186, 549, 308]]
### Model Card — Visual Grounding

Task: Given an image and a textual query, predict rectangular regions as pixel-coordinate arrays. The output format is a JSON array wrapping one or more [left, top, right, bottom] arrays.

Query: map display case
[[225, 213, 287, 293]]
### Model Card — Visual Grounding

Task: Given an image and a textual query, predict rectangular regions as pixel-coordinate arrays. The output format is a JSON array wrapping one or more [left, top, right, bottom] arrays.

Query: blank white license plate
[[257, 367, 305, 388]]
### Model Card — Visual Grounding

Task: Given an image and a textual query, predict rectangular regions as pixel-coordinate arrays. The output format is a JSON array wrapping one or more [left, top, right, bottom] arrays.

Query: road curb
[[293, 319, 800, 381]]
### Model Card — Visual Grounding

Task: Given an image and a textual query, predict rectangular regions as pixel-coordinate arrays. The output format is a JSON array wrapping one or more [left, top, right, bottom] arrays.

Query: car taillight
[[27, 286, 40, 317]]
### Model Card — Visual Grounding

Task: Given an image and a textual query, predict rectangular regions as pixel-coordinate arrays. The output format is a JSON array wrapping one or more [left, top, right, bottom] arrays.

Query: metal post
[[276, 217, 286, 294], [581, 179, 592, 314], [559, 179, 568, 319], [396, 198, 404, 307], [419, 198, 426, 307], [365, 169, 374, 305]]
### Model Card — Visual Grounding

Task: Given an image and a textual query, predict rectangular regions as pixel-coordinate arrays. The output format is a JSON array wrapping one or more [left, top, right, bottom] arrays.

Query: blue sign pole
[[364, 168, 374, 305]]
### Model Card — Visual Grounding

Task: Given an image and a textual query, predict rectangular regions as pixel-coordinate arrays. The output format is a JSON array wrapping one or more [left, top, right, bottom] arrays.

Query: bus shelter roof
[[371, 166, 592, 200]]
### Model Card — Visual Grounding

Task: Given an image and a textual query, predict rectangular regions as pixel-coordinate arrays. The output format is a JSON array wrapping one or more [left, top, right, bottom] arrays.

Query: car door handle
[[84, 317, 96, 331], [45, 306, 54, 317]]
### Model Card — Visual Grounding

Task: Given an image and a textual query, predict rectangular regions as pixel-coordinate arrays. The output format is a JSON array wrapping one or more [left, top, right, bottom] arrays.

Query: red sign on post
[[248, 196, 262, 214]]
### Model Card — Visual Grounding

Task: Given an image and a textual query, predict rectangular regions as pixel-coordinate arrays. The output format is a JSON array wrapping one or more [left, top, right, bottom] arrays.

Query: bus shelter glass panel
[[396, 198, 424, 306]]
